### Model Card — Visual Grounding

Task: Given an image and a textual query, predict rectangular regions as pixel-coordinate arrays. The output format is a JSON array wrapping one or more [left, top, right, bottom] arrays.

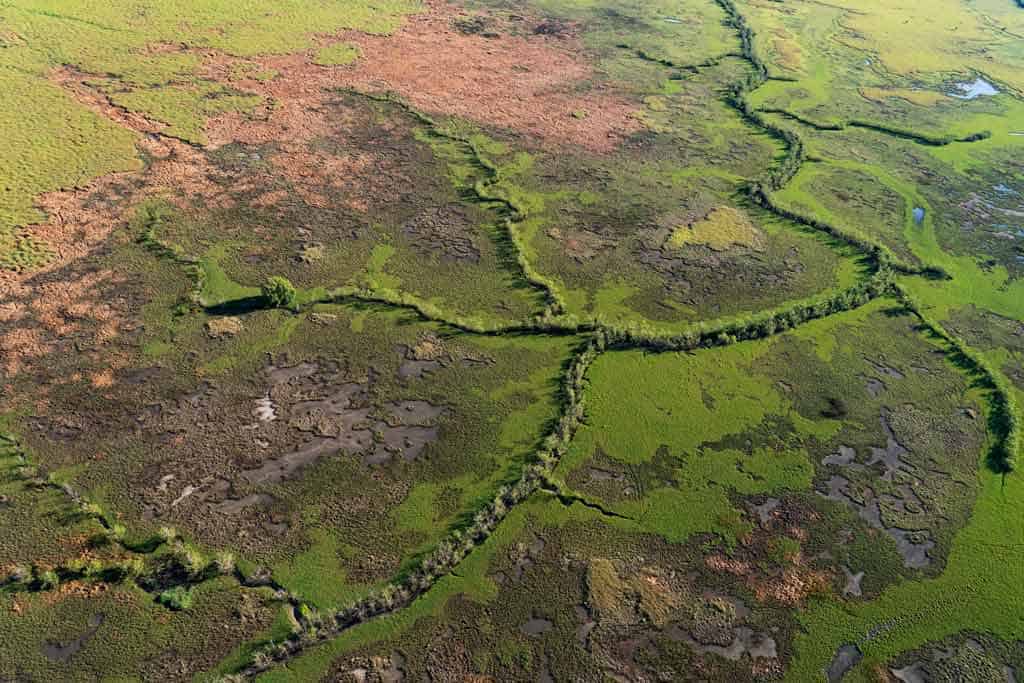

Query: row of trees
[[726, 91, 806, 192], [326, 284, 529, 335], [895, 287, 1019, 474], [240, 334, 605, 675], [1, 439, 249, 609], [134, 202, 206, 309], [756, 108, 992, 148], [350, 89, 567, 318], [847, 120, 991, 148], [602, 271, 895, 352], [461, 130, 567, 318]]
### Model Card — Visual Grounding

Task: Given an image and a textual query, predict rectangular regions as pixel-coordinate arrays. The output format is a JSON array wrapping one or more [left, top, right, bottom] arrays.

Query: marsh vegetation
[[0, 0, 1022, 680]]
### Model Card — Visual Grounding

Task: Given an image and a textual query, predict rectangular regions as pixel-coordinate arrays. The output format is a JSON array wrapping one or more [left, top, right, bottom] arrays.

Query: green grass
[[271, 529, 372, 609], [788, 457, 1024, 681], [610, 445, 812, 544], [0, 67, 139, 265], [313, 42, 361, 66], [0, 0, 420, 268], [558, 343, 783, 469]]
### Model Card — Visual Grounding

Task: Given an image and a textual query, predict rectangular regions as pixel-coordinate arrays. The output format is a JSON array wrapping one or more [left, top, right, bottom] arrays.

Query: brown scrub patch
[[704, 550, 831, 607], [204, 1, 641, 153], [0, 262, 130, 380], [705, 497, 835, 608], [0, 134, 226, 382], [547, 226, 615, 262], [331, 1, 642, 152], [205, 68, 434, 219]]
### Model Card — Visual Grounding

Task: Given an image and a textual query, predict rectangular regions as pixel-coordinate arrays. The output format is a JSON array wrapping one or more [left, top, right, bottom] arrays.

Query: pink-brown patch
[[90, 368, 116, 388], [204, 1, 641, 153], [750, 566, 832, 606], [252, 190, 289, 207], [327, 2, 642, 152], [705, 554, 752, 576]]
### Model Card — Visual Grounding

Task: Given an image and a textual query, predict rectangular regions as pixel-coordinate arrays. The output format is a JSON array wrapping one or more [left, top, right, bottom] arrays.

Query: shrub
[[83, 558, 106, 578], [80, 501, 103, 517], [7, 564, 30, 585], [158, 585, 194, 610], [262, 276, 298, 310], [36, 568, 59, 589], [173, 543, 207, 576], [213, 551, 236, 575], [118, 557, 146, 578]]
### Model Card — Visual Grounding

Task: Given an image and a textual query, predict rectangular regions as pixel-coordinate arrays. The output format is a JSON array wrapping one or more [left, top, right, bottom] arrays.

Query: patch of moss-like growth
[[667, 206, 765, 251], [313, 42, 362, 66]]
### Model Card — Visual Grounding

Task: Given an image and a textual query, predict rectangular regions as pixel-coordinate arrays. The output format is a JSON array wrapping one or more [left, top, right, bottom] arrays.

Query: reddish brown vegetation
[[207, 0, 641, 153], [3, 0, 641, 386]]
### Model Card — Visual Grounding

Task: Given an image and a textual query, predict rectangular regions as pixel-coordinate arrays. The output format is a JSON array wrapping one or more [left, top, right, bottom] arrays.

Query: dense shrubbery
[[604, 271, 895, 352], [240, 333, 606, 674], [158, 585, 194, 611], [261, 275, 299, 310], [756, 109, 992, 148], [896, 287, 1019, 474]]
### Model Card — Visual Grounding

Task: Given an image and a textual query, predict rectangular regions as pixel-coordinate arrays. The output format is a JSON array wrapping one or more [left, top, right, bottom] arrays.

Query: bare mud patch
[[827, 644, 863, 683], [41, 613, 104, 663]]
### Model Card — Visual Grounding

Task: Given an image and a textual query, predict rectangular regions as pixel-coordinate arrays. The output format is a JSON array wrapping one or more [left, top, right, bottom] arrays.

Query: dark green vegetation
[[1, 0, 1023, 681], [261, 277, 298, 311]]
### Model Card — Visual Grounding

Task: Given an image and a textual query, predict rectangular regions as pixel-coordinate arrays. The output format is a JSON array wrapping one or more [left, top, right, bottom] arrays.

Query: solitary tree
[[262, 276, 298, 310]]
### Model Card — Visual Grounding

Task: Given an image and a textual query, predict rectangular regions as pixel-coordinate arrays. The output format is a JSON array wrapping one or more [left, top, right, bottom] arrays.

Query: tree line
[[238, 334, 605, 675], [895, 286, 1019, 474], [602, 271, 896, 352]]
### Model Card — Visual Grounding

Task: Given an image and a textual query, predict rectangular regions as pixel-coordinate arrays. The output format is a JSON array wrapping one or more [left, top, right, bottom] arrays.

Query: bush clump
[[262, 276, 298, 310], [158, 585, 194, 611]]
